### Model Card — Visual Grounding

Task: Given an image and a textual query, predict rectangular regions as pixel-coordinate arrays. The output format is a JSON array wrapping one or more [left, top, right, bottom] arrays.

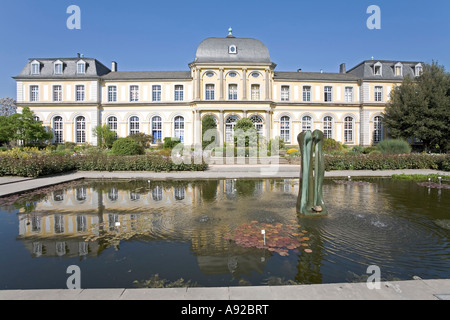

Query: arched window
[[225, 115, 239, 142], [302, 116, 312, 132], [107, 116, 118, 138], [344, 116, 354, 143], [129, 116, 139, 135], [280, 116, 290, 143], [373, 116, 383, 143], [174, 116, 184, 143], [152, 116, 162, 143], [75, 116, 86, 144], [249, 115, 264, 136], [53, 116, 64, 144], [323, 116, 333, 139]]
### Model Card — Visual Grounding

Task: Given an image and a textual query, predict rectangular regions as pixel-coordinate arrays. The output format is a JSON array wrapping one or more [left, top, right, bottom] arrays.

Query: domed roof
[[194, 36, 271, 64]]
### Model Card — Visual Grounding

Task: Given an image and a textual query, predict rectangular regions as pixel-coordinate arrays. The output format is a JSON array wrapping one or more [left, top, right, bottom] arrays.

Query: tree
[[234, 117, 257, 148], [383, 62, 450, 152], [202, 115, 217, 150], [0, 97, 17, 116], [93, 124, 117, 148], [8, 107, 53, 146]]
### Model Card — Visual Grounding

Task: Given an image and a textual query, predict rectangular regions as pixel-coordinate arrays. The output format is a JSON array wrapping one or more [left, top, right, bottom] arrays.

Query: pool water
[[0, 178, 449, 289]]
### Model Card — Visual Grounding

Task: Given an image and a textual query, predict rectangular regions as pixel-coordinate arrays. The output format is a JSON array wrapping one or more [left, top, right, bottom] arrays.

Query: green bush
[[112, 137, 144, 156], [376, 139, 411, 154], [322, 138, 343, 154], [163, 137, 182, 149]]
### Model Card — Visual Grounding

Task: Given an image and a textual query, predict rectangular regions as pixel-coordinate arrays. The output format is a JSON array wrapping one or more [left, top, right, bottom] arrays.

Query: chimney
[[340, 63, 346, 74], [111, 61, 117, 72], [297, 68, 302, 72]]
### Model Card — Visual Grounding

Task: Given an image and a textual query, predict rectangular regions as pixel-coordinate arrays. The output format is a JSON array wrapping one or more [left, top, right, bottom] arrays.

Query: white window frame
[[53, 116, 64, 144], [374, 86, 383, 102], [324, 86, 333, 102], [31, 61, 40, 75], [281, 85, 290, 101], [108, 86, 117, 102], [280, 116, 290, 143], [30, 85, 39, 102], [205, 84, 215, 100], [174, 85, 184, 101], [323, 116, 333, 139], [53, 85, 63, 102], [228, 84, 238, 100], [344, 116, 354, 143], [394, 62, 403, 76], [373, 116, 384, 143], [75, 116, 86, 144], [174, 116, 184, 142], [152, 85, 161, 102], [415, 63, 423, 77], [129, 116, 140, 135], [152, 116, 162, 143], [54, 61, 63, 75], [344, 86, 353, 102], [76, 85, 85, 102], [130, 85, 139, 102], [374, 62, 382, 76], [302, 86, 311, 102], [77, 60, 86, 74], [251, 84, 260, 100], [302, 115, 313, 132], [107, 116, 118, 138]]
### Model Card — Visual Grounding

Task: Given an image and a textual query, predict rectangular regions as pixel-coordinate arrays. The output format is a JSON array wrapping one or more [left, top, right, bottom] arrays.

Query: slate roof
[[102, 71, 191, 81], [14, 57, 111, 79], [274, 71, 359, 82], [346, 60, 423, 80], [194, 37, 271, 64]]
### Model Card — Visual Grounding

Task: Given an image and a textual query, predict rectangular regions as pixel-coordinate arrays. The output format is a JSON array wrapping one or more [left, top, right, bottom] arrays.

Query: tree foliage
[[93, 124, 117, 149], [202, 114, 217, 150], [383, 62, 450, 151]]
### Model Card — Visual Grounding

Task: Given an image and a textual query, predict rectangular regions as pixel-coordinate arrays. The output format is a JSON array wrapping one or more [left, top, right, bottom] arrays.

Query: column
[[196, 69, 201, 100], [265, 110, 271, 140], [219, 68, 224, 100], [218, 110, 224, 147], [242, 68, 247, 100], [265, 70, 270, 100], [195, 110, 202, 146]]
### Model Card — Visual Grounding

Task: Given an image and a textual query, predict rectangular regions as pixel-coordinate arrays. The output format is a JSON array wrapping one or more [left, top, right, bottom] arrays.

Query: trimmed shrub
[[322, 138, 343, 154], [376, 139, 411, 154], [163, 137, 182, 149], [112, 137, 144, 156]]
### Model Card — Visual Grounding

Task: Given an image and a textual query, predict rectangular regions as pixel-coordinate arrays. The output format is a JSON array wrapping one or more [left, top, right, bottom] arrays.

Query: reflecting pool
[[0, 178, 449, 289]]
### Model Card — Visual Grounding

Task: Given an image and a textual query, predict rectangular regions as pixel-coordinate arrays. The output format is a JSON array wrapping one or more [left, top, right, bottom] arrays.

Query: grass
[[391, 173, 450, 182]]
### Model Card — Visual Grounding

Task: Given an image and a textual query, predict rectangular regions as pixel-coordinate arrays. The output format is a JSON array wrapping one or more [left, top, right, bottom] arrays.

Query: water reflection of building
[[16, 180, 305, 278]]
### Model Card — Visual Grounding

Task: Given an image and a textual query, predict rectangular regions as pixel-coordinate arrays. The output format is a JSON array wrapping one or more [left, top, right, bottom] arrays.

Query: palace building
[[13, 29, 423, 147]]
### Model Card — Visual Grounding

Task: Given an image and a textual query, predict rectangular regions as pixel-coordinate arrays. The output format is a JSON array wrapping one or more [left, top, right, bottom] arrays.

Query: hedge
[[324, 153, 449, 171], [0, 153, 208, 178]]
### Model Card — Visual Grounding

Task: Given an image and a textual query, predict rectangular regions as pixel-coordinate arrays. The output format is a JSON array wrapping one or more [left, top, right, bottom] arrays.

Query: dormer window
[[228, 45, 237, 54], [374, 62, 382, 76], [54, 61, 63, 75], [77, 60, 86, 74], [394, 62, 403, 76], [415, 63, 423, 76], [31, 60, 40, 75]]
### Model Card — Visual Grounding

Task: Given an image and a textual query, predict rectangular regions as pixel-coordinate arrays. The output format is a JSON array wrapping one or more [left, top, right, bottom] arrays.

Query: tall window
[[302, 116, 312, 132], [373, 116, 383, 143], [30, 85, 39, 102], [228, 84, 237, 100], [174, 116, 184, 142], [415, 64, 423, 77], [152, 116, 162, 143], [76, 85, 85, 102], [225, 115, 239, 142], [108, 86, 117, 102], [323, 116, 333, 139], [280, 116, 290, 143], [53, 116, 64, 144], [129, 116, 140, 135], [374, 86, 383, 102], [53, 85, 62, 102], [54, 62, 63, 75], [344, 116, 354, 143], [174, 85, 184, 101], [77, 61, 86, 74], [251, 84, 260, 100], [205, 84, 215, 100], [395, 65, 402, 76], [324, 86, 332, 102], [302, 86, 311, 102], [130, 85, 139, 102], [344, 87, 353, 102], [107, 116, 118, 138], [249, 115, 264, 137], [75, 116, 86, 144], [31, 62, 40, 75], [152, 85, 161, 101], [281, 86, 290, 101]]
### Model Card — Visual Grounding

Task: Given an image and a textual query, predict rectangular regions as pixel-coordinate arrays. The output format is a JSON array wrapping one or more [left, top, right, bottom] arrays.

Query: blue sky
[[0, 0, 449, 99]]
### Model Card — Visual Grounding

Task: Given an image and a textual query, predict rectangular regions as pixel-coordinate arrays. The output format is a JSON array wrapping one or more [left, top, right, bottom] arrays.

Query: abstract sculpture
[[296, 130, 327, 215]]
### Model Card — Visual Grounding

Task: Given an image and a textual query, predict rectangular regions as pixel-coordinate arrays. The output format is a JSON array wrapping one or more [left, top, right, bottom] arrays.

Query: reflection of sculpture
[[297, 130, 327, 215]]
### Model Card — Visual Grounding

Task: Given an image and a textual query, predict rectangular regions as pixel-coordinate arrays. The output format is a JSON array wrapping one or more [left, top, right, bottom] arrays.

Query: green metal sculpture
[[296, 130, 327, 215]]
